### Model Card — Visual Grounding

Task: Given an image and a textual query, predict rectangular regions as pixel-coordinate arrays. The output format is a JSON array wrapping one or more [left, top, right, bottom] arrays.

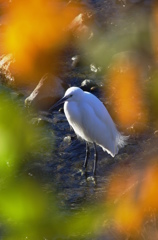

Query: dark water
[[26, 105, 154, 214]]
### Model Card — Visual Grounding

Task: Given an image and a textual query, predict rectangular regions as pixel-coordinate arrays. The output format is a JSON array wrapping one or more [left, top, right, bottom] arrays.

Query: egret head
[[64, 87, 84, 102], [49, 87, 84, 111]]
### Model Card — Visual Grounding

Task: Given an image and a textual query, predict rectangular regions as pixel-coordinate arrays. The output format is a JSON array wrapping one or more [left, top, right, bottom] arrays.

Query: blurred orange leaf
[[4, 0, 79, 73], [107, 53, 148, 129], [107, 159, 158, 233]]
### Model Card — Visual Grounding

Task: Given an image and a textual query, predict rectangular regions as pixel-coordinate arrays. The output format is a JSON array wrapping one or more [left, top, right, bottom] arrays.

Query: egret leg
[[93, 142, 98, 175], [83, 142, 90, 169]]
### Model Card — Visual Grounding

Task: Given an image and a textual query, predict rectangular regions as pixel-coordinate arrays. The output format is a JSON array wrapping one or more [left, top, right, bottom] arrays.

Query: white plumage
[[50, 86, 128, 174]]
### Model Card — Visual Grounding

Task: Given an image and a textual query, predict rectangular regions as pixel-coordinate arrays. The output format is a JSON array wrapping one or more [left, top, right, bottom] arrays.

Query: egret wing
[[83, 92, 128, 155], [79, 101, 116, 156]]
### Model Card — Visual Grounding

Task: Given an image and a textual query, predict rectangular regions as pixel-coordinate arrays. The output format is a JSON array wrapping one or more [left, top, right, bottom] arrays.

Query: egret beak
[[49, 95, 69, 112]]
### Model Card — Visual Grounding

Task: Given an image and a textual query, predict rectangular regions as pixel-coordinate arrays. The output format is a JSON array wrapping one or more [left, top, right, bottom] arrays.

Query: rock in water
[[0, 54, 15, 85], [25, 73, 66, 111]]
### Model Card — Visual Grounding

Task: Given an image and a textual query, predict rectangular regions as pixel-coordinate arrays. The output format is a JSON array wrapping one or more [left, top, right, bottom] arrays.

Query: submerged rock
[[80, 79, 98, 91], [25, 73, 66, 111], [71, 55, 81, 68], [90, 63, 101, 73], [63, 136, 72, 144]]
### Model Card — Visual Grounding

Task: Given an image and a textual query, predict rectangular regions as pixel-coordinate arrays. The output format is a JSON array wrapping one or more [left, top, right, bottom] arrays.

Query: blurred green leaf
[[80, 11, 152, 72], [0, 94, 35, 178]]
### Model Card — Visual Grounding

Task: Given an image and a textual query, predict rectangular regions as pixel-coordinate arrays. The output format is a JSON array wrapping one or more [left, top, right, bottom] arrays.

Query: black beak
[[49, 95, 69, 112]]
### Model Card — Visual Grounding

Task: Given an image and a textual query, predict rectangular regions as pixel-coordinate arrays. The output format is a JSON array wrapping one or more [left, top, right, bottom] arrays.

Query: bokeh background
[[0, 0, 158, 239]]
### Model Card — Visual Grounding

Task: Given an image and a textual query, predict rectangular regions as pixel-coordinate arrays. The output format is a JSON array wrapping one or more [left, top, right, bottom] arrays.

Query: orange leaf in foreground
[[4, 0, 79, 73]]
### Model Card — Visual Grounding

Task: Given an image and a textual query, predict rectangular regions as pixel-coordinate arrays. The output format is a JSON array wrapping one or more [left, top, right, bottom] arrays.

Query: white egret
[[50, 87, 128, 175]]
